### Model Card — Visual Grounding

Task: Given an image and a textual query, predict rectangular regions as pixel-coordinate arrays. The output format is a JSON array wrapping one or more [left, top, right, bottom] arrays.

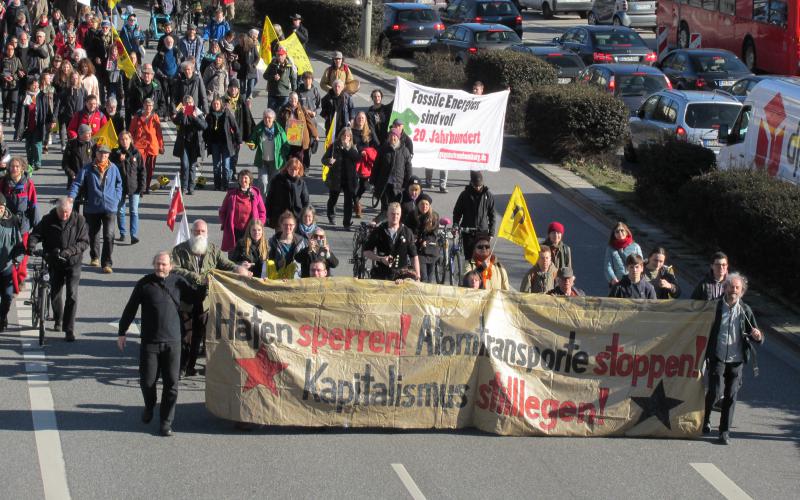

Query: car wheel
[[623, 141, 637, 163], [678, 23, 690, 49], [743, 39, 757, 72], [542, 3, 554, 19], [587, 12, 597, 25]]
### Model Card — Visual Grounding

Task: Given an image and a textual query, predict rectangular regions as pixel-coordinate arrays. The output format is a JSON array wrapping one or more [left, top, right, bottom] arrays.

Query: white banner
[[391, 77, 509, 171]]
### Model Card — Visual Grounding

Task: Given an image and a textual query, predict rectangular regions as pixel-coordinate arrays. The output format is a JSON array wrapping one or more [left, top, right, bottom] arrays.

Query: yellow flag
[[266, 260, 297, 280], [321, 112, 336, 182], [111, 26, 137, 80], [261, 16, 279, 65], [109, 0, 121, 7], [93, 119, 119, 150], [279, 33, 312, 76], [498, 185, 540, 265]]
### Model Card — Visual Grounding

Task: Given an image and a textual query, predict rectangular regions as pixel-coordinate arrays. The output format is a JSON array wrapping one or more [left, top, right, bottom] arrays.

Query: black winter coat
[[691, 271, 726, 301], [127, 77, 167, 119], [172, 110, 207, 159], [453, 185, 496, 235], [62, 138, 93, 181], [28, 208, 89, 268], [365, 102, 392, 144], [230, 237, 268, 278], [370, 143, 412, 197], [110, 144, 145, 196], [171, 72, 208, 113], [265, 171, 309, 229], [118, 273, 199, 344], [54, 85, 86, 124], [14, 92, 53, 142], [203, 109, 240, 157], [322, 143, 360, 193], [225, 95, 254, 144]]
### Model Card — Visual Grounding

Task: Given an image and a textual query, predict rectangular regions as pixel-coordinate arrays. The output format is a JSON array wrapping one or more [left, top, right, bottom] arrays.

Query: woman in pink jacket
[[219, 169, 266, 253]]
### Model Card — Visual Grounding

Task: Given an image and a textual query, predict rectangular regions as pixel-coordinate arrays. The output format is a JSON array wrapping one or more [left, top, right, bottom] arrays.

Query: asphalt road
[[0, 7, 797, 500]]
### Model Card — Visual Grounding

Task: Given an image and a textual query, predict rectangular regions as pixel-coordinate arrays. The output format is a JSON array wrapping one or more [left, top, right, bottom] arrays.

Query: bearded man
[[171, 219, 251, 376]]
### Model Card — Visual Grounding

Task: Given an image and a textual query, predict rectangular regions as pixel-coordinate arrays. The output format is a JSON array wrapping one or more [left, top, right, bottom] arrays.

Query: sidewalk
[[331, 51, 800, 353]]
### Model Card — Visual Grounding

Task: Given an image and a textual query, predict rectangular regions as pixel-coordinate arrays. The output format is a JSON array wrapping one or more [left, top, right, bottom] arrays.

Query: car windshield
[[475, 30, 520, 43], [592, 31, 645, 49], [616, 74, 668, 96], [690, 54, 749, 73], [477, 2, 516, 16], [684, 103, 741, 129], [543, 54, 583, 69], [396, 9, 437, 23]]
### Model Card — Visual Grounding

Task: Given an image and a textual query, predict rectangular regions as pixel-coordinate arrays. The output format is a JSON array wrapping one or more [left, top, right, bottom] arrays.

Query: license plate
[[616, 56, 639, 62], [716, 80, 735, 87], [557, 77, 572, 84], [703, 139, 720, 148], [410, 39, 429, 46]]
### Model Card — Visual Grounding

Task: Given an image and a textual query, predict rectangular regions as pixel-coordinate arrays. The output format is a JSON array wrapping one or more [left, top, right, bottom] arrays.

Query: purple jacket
[[219, 187, 266, 252]]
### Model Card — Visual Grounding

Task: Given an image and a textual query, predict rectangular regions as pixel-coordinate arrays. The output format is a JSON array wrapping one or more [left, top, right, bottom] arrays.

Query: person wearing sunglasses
[[462, 232, 509, 291], [295, 228, 339, 278]]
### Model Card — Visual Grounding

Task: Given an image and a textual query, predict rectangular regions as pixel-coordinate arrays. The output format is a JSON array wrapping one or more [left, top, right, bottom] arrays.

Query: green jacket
[[250, 120, 289, 171], [171, 240, 237, 287]]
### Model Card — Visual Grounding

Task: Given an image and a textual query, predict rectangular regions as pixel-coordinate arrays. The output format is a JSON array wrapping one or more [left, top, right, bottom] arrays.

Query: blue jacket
[[203, 20, 230, 41], [604, 242, 643, 283], [68, 163, 123, 215], [119, 24, 145, 58]]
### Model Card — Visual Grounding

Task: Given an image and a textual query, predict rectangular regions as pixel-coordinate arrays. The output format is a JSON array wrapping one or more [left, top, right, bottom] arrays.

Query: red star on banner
[[235, 346, 288, 394]]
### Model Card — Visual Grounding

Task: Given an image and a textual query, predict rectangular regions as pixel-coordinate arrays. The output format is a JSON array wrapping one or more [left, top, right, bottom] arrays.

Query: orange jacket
[[129, 112, 164, 157]]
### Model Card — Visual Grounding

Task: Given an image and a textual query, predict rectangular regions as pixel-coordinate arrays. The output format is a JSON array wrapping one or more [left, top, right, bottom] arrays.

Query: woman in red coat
[[219, 169, 266, 253]]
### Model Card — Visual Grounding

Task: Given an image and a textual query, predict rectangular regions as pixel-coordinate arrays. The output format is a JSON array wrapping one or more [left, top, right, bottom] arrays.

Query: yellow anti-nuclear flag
[[321, 112, 336, 182], [261, 16, 279, 65], [109, 0, 121, 8], [93, 119, 119, 150], [111, 26, 137, 79], [498, 185, 540, 265], [279, 33, 312, 76]]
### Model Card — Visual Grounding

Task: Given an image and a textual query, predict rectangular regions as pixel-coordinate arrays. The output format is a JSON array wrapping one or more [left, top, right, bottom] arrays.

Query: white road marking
[[391, 463, 426, 500], [691, 463, 753, 500], [110, 320, 139, 335], [15, 296, 72, 500]]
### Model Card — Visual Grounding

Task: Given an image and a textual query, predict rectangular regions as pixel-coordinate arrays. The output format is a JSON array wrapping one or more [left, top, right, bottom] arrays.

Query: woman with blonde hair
[[351, 111, 379, 217], [77, 58, 100, 99], [231, 218, 270, 279]]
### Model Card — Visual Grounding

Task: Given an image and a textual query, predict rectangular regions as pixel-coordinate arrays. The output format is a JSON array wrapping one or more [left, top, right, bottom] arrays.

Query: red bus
[[656, 0, 798, 75]]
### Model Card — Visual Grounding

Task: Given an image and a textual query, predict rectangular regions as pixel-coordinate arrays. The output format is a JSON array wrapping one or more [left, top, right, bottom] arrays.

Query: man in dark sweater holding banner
[[118, 251, 201, 437]]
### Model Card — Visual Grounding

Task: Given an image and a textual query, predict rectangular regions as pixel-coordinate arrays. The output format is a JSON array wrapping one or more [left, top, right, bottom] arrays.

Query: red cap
[[548, 221, 565, 235], [277, 47, 287, 55]]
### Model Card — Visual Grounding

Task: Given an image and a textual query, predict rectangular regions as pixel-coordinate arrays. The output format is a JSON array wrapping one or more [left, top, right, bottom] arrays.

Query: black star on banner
[[631, 380, 684, 430]]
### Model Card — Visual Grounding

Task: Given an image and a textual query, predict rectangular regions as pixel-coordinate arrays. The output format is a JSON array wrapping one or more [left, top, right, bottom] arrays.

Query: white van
[[519, 0, 592, 19], [718, 77, 800, 185]]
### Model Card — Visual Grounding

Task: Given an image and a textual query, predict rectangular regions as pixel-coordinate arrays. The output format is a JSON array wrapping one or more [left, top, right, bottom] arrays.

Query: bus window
[[769, 0, 788, 27], [753, 0, 769, 22], [719, 0, 735, 14]]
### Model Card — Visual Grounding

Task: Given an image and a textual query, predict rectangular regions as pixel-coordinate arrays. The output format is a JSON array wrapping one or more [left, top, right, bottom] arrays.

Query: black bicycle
[[351, 222, 374, 279], [434, 223, 466, 286], [26, 250, 51, 346]]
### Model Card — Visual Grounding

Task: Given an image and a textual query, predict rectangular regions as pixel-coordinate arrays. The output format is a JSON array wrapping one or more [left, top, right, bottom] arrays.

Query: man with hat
[[0, 192, 22, 332], [67, 143, 123, 274], [265, 45, 296, 113], [547, 267, 585, 297], [289, 14, 309, 46], [179, 24, 205, 73], [127, 63, 167, 128], [320, 51, 359, 94], [389, 118, 413, 154], [453, 170, 496, 259]]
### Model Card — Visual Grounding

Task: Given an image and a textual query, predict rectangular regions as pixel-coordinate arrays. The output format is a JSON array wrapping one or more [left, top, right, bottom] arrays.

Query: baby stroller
[[146, 0, 174, 48]]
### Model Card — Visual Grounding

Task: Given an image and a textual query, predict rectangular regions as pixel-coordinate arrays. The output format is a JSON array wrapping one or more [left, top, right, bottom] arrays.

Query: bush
[[633, 139, 717, 216], [255, 0, 383, 57], [464, 51, 556, 136], [679, 170, 800, 297], [525, 85, 628, 162], [412, 52, 466, 90]]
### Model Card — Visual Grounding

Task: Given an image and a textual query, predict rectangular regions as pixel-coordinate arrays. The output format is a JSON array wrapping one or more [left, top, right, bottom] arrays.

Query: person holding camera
[[27, 197, 89, 342], [363, 202, 419, 281], [265, 46, 296, 114], [295, 227, 339, 278]]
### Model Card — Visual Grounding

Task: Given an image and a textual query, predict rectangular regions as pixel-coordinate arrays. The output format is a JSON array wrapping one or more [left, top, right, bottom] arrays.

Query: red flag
[[167, 188, 184, 230]]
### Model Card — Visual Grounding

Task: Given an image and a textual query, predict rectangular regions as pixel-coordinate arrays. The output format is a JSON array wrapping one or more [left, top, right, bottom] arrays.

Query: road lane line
[[16, 295, 72, 500], [691, 463, 752, 500], [391, 463, 426, 500]]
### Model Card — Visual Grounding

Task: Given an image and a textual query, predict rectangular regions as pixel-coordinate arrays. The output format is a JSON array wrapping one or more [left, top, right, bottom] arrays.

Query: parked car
[[518, 0, 592, 19], [554, 25, 655, 66], [728, 75, 800, 102], [577, 64, 670, 114], [380, 3, 445, 54], [508, 44, 586, 83], [626, 89, 742, 160], [429, 23, 522, 62], [587, 0, 656, 29], [656, 49, 752, 91], [440, 0, 523, 37]]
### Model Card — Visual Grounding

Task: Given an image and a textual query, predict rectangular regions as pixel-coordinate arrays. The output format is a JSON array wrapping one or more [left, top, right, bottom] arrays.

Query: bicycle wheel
[[37, 285, 46, 346], [434, 255, 445, 284], [449, 251, 463, 286], [357, 258, 368, 279], [30, 280, 40, 330]]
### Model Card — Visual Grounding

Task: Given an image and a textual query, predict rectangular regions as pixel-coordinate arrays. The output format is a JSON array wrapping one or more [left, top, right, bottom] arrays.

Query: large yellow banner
[[206, 273, 716, 437], [279, 33, 312, 76]]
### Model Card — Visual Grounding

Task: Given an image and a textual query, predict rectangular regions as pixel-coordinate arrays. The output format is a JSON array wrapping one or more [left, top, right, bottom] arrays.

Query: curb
[[307, 47, 397, 89]]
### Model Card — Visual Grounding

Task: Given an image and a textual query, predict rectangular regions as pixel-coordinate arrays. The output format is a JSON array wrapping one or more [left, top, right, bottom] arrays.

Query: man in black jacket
[[288, 14, 309, 46], [62, 124, 94, 191], [702, 272, 763, 445], [118, 251, 201, 437], [126, 64, 167, 128], [370, 130, 412, 215], [171, 61, 208, 116], [27, 197, 89, 342], [363, 202, 419, 281], [453, 171, 496, 259], [691, 251, 729, 301]]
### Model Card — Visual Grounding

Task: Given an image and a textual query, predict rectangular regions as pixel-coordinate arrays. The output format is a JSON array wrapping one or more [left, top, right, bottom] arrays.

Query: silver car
[[588, 0, 656, 29], [626, 90, 742, 160]]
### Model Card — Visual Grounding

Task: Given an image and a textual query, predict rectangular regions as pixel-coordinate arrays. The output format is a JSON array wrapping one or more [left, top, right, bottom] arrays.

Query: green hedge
[[633, 139, 717, 215], [525, 85, 628, 161], [412, 51, 466, 90], [255, 0, 383, 57], [679, 170, 800, 296]]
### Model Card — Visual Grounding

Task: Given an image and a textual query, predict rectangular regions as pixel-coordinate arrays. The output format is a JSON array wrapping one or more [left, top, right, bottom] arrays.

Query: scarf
[[95, 158, 110, 175], [264, 124, 275, 140], [475, 255, 495, 282], [611, 234, 633, 250], [299, 222, 317, 237], [227, 94, 239, 112], [22, 90, 39, 106]]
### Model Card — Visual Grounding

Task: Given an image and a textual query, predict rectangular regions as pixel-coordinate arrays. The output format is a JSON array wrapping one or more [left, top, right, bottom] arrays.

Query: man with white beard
[[171, 219, 252, 376]]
